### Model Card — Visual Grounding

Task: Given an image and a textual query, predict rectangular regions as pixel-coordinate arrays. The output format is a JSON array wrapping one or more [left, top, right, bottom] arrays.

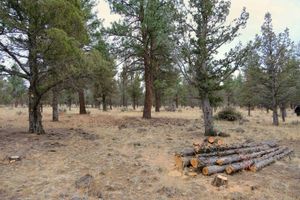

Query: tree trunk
[[102, 94, 107, 111], [109, 97, 112, 110], [248, 104, 251, 116], [201, 94, 214, 136], [52, 87, 59, 121], [272, 104, 279, 126], [28, 88, 45, 134], [133, 96, 136, 110], [67, 95, 72, 111], [175, 94, 179, 109], [280, 104, 286, 122], [78, 89, 87, 114], [155, 89, 161, 112], [143, 56, 152, 119]]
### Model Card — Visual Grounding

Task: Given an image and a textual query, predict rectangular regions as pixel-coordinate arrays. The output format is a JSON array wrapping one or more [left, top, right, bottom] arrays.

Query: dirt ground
[[0, 106, 299, 200]]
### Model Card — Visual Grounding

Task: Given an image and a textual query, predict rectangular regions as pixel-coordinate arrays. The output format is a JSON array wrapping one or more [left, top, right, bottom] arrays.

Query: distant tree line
[[1, 0, 299, 135]]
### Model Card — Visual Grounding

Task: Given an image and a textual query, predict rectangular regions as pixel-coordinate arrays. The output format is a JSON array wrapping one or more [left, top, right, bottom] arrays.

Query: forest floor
[[0, 106, 299, 200]]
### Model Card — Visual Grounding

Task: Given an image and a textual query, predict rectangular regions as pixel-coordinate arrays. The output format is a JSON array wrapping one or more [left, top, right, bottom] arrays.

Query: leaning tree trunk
[[28, 87, 45, 134], [78, 89, 87, 114], [102, 94, 107, 111], [154, 88, 161, 112], [52, 87, 59, 122], [201, 94, 214, 136], [143, 55, 152, 119]]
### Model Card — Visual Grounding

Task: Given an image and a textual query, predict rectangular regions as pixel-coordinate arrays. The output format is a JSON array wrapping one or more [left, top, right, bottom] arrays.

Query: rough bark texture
[[78, 89, 87, 114], [202, 94, 214, 136], [202, 165, 229, 176], [225, 160, 254, 174], [196, 141, 277, 155], [250, 149, 293, 172], [216, 147, 278, 165], [253, 147, 287, 163], [176, 147, 195, 157], [211, 175, 228, 187], [272, 102, 279, 126], [52, 87, 59, 122], [174, 155, 192, 171], [190, 156, 219, 169], [28, 87, 45, 134]]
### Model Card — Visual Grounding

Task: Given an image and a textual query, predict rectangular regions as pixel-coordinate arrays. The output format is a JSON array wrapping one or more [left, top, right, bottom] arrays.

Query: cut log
[[215, 139, 224, 146], [8, 156, 21, 161], [208, 137, 215, 144], [195, 140, 277, 154], [202, 165, 229, 175], [216, 147, 279, 165], [199, 144, 272, 158], [250, 149, 293, 172], [176, 147, 195, 157], [253, 147, 288, 163], [212, 175, 228, 187], [225, 147, 287, 174], [190, 156, 219, 169], [174, 155, 191, 171], [225, 160, 254, 174]]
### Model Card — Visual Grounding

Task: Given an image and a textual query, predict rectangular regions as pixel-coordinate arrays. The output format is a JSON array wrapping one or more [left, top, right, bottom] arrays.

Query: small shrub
[[215, 107, 242, 121], [121, 107, 128, 112]]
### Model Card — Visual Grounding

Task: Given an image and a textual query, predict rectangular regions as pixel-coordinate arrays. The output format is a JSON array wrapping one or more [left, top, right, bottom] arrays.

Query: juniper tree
[[0, 0, 88, 134], [255, 13, 293, 125], [179, 0, 249, 135]]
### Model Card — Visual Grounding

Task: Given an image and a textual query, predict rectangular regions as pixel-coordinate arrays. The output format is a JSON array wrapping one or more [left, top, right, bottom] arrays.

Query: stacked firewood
[[175, 137, 293, 175]]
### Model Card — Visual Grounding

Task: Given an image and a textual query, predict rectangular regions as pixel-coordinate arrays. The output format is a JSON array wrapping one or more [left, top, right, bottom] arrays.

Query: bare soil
[[0, 106, 299, 200]]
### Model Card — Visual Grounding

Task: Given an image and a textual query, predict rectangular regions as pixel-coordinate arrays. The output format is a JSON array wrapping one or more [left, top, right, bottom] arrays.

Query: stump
[[212, 175, 228, 187], [8, 156, 21, 162]]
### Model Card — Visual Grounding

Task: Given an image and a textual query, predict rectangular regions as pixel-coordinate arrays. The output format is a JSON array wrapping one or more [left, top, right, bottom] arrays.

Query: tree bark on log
[[174, 155, 192, 171], [195, 140, 277, 154], [176, 147, 195, 157], [211, 175, 228, 187], [250, 149, 293, 172], [253, 147, 288, 163], [216, 147, 279, 165], [190, 156, 219, 169], [202, 165, 229, 175], [225, 160, 254, 174]]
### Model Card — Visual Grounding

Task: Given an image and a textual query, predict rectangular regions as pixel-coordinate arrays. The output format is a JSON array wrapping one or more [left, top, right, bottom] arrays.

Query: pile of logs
[[175, 137, 293, 176]]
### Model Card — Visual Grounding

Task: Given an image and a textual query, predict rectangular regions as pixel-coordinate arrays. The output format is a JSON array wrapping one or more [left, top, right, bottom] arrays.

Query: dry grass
[[0, 106, 299, 200]]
